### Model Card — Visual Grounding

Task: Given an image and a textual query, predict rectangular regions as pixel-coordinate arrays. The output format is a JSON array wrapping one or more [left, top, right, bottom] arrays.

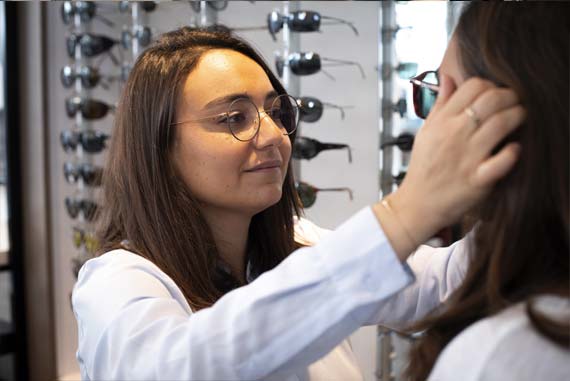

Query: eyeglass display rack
[[64, 2, 94, 277], [60, 1, 156, 278]]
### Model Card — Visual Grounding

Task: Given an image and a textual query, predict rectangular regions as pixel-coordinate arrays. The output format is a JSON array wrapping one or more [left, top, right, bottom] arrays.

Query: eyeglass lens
[[412, 71, 439, 119], [61, 65, 101, 89], [227, 95, 299, 141]]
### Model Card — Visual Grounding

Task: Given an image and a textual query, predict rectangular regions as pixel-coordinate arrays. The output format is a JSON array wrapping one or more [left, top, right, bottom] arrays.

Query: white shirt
[[429, 295, 570, 381], [72, 207, 469, 380]]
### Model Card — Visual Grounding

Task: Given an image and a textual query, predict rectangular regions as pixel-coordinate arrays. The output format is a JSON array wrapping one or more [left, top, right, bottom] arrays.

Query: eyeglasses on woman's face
[[171, 94, 299, 142], [410, 70, 440, 119]]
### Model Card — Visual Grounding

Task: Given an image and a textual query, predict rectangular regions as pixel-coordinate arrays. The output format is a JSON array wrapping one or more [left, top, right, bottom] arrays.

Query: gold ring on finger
[[464, 106, 481, 127]]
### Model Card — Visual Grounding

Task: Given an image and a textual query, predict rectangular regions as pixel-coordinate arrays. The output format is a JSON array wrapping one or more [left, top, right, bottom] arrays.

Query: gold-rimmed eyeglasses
[[170, 94, 300, 142]]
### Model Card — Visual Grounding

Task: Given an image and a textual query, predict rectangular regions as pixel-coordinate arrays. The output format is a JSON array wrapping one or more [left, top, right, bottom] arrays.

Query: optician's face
[[171, 49, 292, 217]]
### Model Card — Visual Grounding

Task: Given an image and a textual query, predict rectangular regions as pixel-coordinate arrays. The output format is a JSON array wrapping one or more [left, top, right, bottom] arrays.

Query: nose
[[253, 111, 285, 149]]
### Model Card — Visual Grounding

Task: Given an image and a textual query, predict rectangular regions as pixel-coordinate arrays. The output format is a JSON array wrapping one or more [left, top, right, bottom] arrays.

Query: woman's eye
[[218, 112, 247, 124], [268, 108, 281, 119]]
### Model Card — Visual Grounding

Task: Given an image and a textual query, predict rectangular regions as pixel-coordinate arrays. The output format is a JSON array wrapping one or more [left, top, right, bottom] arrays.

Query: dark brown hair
[[97, 26, 303, 311], [406, 3, 570, 380]]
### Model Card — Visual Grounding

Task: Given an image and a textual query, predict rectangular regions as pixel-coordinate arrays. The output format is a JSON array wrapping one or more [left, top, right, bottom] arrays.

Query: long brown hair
[[406, 3, 570, 380], [97, 26, 303, 311]]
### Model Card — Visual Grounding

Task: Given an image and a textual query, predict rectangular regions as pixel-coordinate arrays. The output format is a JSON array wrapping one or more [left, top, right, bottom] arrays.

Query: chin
[[248, 186, 283, 214]]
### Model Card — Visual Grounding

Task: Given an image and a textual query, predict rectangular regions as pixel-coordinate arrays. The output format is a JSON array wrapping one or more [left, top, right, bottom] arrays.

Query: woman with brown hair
[[71, 24, 523, 380], [405, 2, 569, 380]]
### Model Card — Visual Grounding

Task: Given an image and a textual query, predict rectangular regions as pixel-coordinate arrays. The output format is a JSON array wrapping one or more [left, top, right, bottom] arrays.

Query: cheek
[[281, 137, 292, 166], [174, 132, 246, 195]]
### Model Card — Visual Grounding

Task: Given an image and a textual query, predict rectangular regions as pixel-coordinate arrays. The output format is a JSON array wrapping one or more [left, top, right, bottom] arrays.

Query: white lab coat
[[72, 207, 469, 380]]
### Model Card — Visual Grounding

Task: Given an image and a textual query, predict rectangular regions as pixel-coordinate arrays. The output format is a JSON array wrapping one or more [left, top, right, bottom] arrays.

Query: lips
[[246, 160, 282, 172]]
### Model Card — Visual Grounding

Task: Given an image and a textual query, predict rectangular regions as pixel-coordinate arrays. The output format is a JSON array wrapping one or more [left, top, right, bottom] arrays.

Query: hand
[[375, 75, 525, 260]]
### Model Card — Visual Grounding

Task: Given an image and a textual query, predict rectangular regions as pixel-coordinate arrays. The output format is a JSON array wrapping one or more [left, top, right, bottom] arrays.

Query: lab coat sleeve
[[72, 207, 414, 381], [363, 232, 472, 328]]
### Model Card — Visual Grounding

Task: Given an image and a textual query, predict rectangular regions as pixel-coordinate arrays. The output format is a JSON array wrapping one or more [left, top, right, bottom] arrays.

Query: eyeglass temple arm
[[320, 58, 366, 79], [316, 187, 354, 201], [409, 78, 440, 92], [230, 25, 269, 32], [319, 16, 359, 36], [319, 143, 353, 163], [95, 14, 115, 28], [322, 103, 355, 120]]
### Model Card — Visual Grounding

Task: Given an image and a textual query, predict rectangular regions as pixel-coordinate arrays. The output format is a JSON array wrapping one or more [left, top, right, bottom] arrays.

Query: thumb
[[433, 73, 456, 109]]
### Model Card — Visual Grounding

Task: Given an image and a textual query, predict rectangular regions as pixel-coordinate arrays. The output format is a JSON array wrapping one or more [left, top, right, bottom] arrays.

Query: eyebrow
[[202, 90, 279, 110]]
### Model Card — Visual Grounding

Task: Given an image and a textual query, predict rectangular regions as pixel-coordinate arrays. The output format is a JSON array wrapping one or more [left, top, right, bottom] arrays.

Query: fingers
[[471, 105, 526, 159], [470, 88, 520, 123], [473, 142, 521, 187], [444, 78, 496, 115], [433, 74, 456, 108]]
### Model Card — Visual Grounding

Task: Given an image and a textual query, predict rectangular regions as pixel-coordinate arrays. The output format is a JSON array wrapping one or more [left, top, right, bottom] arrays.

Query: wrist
[[388, 188, 445, 245]]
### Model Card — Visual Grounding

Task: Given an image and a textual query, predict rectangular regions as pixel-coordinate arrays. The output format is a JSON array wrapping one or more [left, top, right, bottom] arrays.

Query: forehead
[[181, 49, 274, 109]]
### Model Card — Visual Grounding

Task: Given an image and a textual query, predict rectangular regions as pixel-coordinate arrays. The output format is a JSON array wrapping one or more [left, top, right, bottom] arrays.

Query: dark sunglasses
[[72, 227, 100, 254], [118, 1, 157, 13], [293, 136, 352, 163], [267, 10, 358, 41], [63, 162, 103, 187], [61, 1, 114, 27], [65, 97, 115, 120], [61, 65, 115, 90], [296, 181, 354, 208], [60, 130, 110, 154], [66, 33, 118, 59], [410, 70, 439, 119], [121, 26, 153, 49], [297, 96, 352, 123], [65, 197, 99, 222], [380, 132, 415, 152], [275, 52, 365, 80], [384, 97, 407, 118]]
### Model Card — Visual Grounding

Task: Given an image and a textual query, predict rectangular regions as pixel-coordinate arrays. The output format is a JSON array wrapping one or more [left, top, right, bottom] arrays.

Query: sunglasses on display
[[60, 65, 116, 90], [297, 96, 352, 123], [379, 62, 418, 80], [293, 136, 352, 163], [395, 62, 418, 80], [121, 26, 153, 49], [380, 132, 415, 152], [384, 97, 407, 118], [171, 94, 299, 142], [393, 171, 406, 186], [65, 197, 99, 222], [63, 162, 103, 187], [118, 1, 158, 13], [410, 70, 439, 119], [60, 130, 110, 154], [189, 0, 229, 12], [275, 52, 365, 80], [65, 96, 115, 120], [266, 10, 359, 41], [295, 181, 354, 208], [66, 33, 117, 59], [60, 1, 114, 27], [72, 227, 100, 254]]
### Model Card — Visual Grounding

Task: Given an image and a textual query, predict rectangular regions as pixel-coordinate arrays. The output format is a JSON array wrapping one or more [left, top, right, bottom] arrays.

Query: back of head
[[97, 26, 301, 311], [407, 3, 569, 380]]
